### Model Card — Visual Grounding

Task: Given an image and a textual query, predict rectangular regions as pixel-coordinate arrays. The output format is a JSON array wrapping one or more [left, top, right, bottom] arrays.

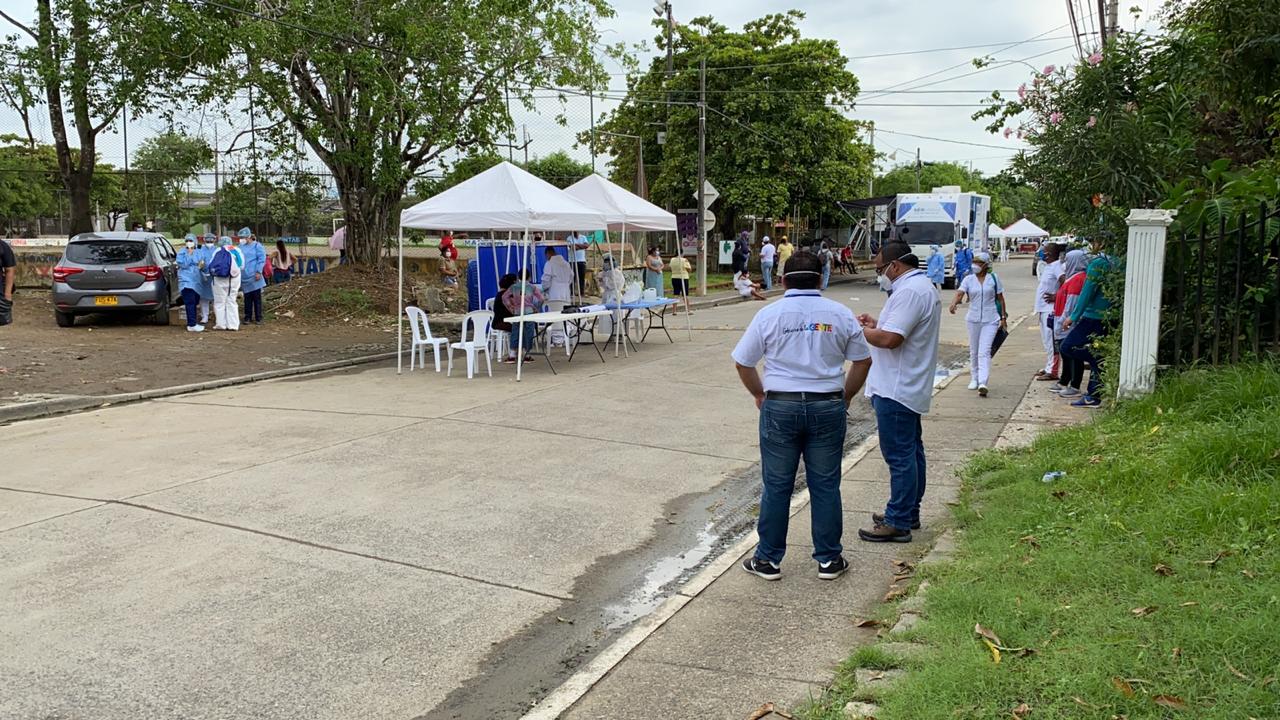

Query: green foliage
[[804, 363, 1280, 720], [0, 135, 58, 226], [222, 0, 612, 264], [595, 11, 872, 231], [413, 150, 593, 199], [0, 0, 232, 235], [119, 132, 212, 231], [196, 169, 326, 237], [523, 151, 593, 188]]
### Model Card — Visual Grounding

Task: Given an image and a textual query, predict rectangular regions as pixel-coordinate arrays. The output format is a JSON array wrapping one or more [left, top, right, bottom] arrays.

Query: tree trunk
[[67, 168, 94, 236], [334, 168, 403, 267]]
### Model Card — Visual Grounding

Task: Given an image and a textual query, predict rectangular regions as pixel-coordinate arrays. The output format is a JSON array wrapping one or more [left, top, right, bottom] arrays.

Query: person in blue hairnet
[[176, 234, 205, 332], [926, 245, 945, 288], [197, 233, 217, 324], [237, 227, 267, 325]]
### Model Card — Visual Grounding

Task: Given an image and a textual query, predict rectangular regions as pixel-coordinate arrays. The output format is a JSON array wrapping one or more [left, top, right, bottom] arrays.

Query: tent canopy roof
[[1003, 218, 1049, 238], [987, 223, 1006, 239], [399, 161, 607, 232], [564, 174, 676, 231]]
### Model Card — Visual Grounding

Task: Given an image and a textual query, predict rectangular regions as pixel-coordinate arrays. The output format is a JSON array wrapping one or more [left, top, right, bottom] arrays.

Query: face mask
[[186, 241, 195, 249], [877, 274, 893, 292]]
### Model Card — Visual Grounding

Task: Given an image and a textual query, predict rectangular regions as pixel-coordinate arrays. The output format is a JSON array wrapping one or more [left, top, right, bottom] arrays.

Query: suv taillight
[[52, 266, 83, 283], [126, 265, 164, 281]]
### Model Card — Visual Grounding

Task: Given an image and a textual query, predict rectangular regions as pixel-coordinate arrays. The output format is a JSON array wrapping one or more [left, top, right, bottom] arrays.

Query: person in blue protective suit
[[176, 235, 205, 332], [237, 227, 267, 325], [953, 239, 973, 281], [926, 245, 945, 288], [197, 233, 218, 324]]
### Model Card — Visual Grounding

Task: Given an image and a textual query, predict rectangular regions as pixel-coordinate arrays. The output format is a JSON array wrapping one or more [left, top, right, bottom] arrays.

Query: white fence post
[[1118, 208, 1178, 398]]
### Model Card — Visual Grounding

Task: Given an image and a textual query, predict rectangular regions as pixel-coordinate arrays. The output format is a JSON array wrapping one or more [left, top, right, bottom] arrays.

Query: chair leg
[[447, 347, 455, 377], [409, 343, 416, 371], [466, 347, 475, 379], [432, 343, 442, 372], [484, 343, 492, 377]]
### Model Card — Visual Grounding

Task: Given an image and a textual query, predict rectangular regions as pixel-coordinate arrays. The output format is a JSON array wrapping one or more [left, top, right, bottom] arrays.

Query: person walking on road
[[926, 244, 945, 288], [210, 237, 243, 331], [237, 228, 267, 325], [857, 241, 942, 543], [669, 253, 692, 314], [818, 241, 834, 290], [775, 236, 794, 283], [733, 251, 873, 580], [950, 251, 1007, 397], [176, 235, 206, 332], [1059, 237, 1113, 408], [953, 239, 973, 281], [1033, 242, 1064, 381], [759, 236, 776, 290]]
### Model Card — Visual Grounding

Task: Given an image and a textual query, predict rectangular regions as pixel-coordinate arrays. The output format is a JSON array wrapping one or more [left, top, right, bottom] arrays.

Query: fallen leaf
[[1152, 695, 1187, 710], [1015, 647, 1038, 658], [983, 638, 1002, 664], [1131, 606, 1158, 617], [1199, 551, 1230, 567], [891, 560, 915, 572], [1156, 406, 1163, 415], [1241, 569, 1255, 579], [773, 711, 793, 720], [883, 588, 905, 602], [1112, 677, 1135, 697], [1051, 490, 1069, 500], [1042, 628, 1061, 647], [975, 623, 1005, 647], [1011, 702, 1031, 719], [1154, 563, 1175, 576], [555, 616, 573, 625], [1149, 425, 1161, 434], [746, 702, 776, 720], [1226, 661, 1249, 681], [854, 618, 881, 628], [1262, 676, 1276, 687], [1018, 535, 1041, 549], [1073, 697, 1100, 710], [1179, 601, 1199, 607], [1172, 647, 1182, 660]]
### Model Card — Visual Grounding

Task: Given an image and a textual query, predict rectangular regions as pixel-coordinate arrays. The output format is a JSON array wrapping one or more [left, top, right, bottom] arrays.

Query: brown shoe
[[858, 522, 913, 543], [872, 512, 921, 530], [1034, 371, 1059, 381]]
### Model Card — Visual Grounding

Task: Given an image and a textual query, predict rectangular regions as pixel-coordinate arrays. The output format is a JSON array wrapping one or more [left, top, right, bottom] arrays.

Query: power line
[[875, 128, 1025, 151], [862, 45, 1073, 100]]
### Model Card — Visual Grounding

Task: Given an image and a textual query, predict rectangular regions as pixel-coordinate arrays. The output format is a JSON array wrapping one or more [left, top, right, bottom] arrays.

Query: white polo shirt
[[865, 269, 941, 414], [1034, 259, 1063, 313], [732, 290, 871, 393], [959, 272, 1005, 324], [759, 242, 776, 264]]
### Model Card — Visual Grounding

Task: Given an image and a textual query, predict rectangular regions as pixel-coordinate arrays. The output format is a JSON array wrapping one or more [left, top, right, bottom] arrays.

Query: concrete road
[[1, 260, 1042, 719]]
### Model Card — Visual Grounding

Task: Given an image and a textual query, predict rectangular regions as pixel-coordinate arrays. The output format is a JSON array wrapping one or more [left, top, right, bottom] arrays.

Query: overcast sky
[[0, 0, 1162, 183]]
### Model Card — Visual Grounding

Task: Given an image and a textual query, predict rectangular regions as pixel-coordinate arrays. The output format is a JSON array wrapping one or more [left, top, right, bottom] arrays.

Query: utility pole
[[523, 124, 529, 166], [915, 147, 921, 192], [589, 90, 596, 172], [696, 56, 707, 297], [865, 123, 874, 259], [665, 3, 674, 77], [1106, 0, 1119, 41], [213, 123, 221, 236], [1096, 0, 1108, 43]]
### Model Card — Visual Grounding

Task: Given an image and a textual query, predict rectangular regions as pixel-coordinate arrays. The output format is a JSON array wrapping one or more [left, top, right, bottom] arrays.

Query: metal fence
[[1161, 201, 1280, 366]]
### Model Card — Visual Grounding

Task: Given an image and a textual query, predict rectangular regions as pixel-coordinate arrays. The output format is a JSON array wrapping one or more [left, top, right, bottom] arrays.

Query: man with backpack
[[210, 236, 244, 331]]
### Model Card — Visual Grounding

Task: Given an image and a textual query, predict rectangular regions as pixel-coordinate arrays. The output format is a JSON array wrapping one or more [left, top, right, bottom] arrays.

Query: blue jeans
[[756, 397, 847, 565], [1061, 318, 1107, 397], [821, 266, 831, 289], [181, 287, 200, 327], [761, 261, 774, 290], [872, 395, 926, 531]]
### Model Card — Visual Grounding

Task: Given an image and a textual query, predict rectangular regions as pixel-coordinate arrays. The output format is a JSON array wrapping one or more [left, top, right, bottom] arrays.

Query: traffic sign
[[694, 180, 719, 206]]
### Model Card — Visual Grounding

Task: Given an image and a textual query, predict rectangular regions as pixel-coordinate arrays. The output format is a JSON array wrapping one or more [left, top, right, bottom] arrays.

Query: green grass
[[802, 363, 1280, 720], [318, 287, 375, 316]]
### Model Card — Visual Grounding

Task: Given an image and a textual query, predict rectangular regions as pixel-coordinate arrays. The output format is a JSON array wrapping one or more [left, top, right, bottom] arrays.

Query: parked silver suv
[[52, 232, 180, 327]]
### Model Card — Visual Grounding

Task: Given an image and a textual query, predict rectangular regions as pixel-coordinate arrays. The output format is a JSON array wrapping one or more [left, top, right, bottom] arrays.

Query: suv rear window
[[66, 241, 149, 265]]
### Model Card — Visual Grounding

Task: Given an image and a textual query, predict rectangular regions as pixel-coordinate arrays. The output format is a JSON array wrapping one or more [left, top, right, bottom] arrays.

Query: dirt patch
[[0, 288, 397, 404]]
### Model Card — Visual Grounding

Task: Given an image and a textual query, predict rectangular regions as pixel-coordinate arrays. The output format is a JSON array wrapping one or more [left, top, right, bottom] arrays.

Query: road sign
[[694, 180, 719, 206], [704, 210, 715, 230]]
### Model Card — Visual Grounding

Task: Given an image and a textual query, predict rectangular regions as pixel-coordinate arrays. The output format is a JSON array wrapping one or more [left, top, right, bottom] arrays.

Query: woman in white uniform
[[949, 251, 1006, 397]]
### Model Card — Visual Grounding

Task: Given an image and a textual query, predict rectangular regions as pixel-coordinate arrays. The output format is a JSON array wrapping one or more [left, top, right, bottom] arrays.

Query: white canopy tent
[[563, 174, 685, 347], [1002, 218, 1050, 239], [987, 223, 1006, 240], [397, 161, 608, 380]]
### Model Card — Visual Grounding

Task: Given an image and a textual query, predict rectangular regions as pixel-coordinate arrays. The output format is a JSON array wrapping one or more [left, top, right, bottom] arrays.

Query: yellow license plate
[[94, 295, 118, 306]]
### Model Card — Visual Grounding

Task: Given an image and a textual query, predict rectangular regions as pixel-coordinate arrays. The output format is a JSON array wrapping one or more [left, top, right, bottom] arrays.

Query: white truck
[[893, 186, 991, 289]]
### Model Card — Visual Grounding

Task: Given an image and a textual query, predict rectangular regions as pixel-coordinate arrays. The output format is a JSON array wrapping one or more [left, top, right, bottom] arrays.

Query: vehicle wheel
[[55, 310, 75, 327], [152, 296, 171, 326]]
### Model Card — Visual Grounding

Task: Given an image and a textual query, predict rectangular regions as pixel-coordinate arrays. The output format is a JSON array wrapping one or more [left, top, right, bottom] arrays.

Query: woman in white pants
[[949, 252, 1007, 397], [211, 238, 243, 331]]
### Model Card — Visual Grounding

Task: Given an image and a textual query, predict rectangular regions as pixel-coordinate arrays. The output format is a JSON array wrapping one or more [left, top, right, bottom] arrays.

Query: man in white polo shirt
[[732, 251, 873, 581], [856, 241, 942, 543]]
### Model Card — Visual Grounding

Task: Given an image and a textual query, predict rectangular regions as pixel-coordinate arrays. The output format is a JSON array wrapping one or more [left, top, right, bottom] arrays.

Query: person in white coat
[[211, 237, 244, 331], [541, 246, 575, 346], [949, 251, 1007, 397]]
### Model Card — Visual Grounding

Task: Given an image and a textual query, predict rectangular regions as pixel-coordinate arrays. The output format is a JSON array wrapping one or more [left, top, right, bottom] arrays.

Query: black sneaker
[[817, 556, 849, 580], [858, 523, 913, 543], [741, 556, 781, 581], [872, 512, 921, 530]]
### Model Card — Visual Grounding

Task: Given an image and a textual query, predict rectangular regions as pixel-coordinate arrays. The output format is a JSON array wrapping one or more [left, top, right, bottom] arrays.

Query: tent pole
[[397, 224, 404, 374], [516, 227, 529, 382]]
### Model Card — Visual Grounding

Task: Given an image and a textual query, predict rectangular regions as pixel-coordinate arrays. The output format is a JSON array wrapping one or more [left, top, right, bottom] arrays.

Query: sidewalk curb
[[520, 367, 961, 720], [0, 349, 399, 426]]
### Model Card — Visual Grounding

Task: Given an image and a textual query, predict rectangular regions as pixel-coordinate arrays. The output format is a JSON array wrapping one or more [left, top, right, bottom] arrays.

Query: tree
[[524, 151, 593, 188], [0, 135, 58, 230], [0, 0, 229, 236], [594, 11, 873, 233], [223, 0, 611, 265], [874, 162, 986, 198], [123, 132, 213, 232]]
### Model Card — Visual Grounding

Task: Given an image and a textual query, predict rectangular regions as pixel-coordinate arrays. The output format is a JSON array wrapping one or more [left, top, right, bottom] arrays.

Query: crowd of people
[[173, 228, 294, 333]]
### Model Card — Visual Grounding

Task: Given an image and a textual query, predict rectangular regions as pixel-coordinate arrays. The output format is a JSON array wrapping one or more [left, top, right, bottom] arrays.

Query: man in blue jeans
[[732, 251, 873, 581], [856, 241, 942, 543]]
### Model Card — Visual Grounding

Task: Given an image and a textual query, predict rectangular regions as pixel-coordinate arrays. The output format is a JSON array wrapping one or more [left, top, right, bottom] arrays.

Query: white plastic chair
[[485, 298, 509, 359], [448, 310, 494, 379], [405, 306, 448, 372]]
